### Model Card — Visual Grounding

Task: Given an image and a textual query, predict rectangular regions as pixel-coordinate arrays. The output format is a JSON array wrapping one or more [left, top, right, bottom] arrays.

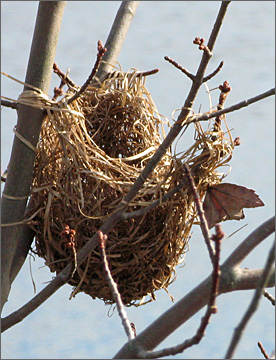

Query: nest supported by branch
[[28, 68, 234, 306]]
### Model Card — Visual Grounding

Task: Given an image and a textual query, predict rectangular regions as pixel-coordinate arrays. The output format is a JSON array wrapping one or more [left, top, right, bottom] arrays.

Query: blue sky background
[[1, 2, 275, 359]]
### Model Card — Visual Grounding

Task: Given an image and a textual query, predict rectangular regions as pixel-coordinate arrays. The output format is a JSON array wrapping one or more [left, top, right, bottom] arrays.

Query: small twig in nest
[[98, 230, 135, 341], [137, 225, 223, 359], [183, 163, 215, 262], [60, 225, 77, 279], [212, 80, 232, 136], [67, 40, 107, 104], [164, 56, 195, 81], [257, 341, 270, 359]]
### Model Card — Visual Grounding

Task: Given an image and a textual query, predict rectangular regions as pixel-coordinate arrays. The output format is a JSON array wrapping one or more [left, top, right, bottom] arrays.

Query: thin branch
[[193, 36, 212, 57], [203, 60, 224, 82], [1, 99, 18, 109], [223, 216, 275, 268], [183, 163, 215, 261], [2, 215, 274, 336], [263, 290, 275, 306], [52, 64, 76, 101], [258, 342, 270, 359], [224, 239, 275, 359], [53, 62, 77, 88], [138, 226, 223, 359], [185, 88, 275, 125], [98, 231, 135, 341], [164, 56, 195, 81], [136, 69, 159, 77], [67, 40, 107, 104], [113, 217, 274, 359], [118, 1, 231, 208]]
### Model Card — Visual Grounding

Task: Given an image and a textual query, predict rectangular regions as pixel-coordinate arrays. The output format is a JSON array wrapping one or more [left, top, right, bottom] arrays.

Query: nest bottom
[[32, 180, 192, 306]]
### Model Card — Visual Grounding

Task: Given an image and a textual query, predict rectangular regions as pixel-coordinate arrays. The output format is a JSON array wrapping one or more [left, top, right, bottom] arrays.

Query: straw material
[[27, 68, 234, 306]]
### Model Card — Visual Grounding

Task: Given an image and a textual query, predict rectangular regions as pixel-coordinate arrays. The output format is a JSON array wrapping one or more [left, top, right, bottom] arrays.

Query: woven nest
[[28, 68, 234, 306]]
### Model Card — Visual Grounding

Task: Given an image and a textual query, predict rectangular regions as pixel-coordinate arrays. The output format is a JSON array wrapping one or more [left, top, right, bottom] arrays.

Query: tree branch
[[137, 226, 223, 359], [67, 40, 107, 104], [222, 216, 275, 268], [224, 239, 275, 359], [183, 163, 215, 262], [1, 99, 18, 109], [203, 60, 224, 82], [113, 217, 274, 358], [1, 1, 66, 311], [98, 231, 135, 341], [95, 1, 140, 81], [185, 88, 275, 125], [164, 56, 195, 81]]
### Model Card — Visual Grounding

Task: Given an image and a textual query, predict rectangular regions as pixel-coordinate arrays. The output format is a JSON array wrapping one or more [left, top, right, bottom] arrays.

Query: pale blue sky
[[1, 2, 275, 359]]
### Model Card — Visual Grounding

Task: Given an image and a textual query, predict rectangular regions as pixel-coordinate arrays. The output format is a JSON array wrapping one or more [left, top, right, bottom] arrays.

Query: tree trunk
[[1, 1, 66, 311]]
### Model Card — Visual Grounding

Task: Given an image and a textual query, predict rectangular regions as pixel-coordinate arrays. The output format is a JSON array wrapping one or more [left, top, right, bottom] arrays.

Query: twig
[[136, 69, 159, 77], [1, 99, 18, 109], [223, 216, 275, 268], [113, 217, 274, 359], [203, 61, 224, 82], [164, 56, 195, 81], [224, 239, 275, 359], [98, 231, 135, 341], [67, 40, 107, 105], [185, 88, 275, 125], [52, 65, 71, 101], [263, 290, 275, 306], [193, 36, 212, 57], [183, 163, 215, 261], [258, 341, 270, 359], [60, 225, 77, 279], [130, 322, 137, 337], [53, 62, 77, 88], [137, 225, 223, 359], [211, 80, 232, 137]]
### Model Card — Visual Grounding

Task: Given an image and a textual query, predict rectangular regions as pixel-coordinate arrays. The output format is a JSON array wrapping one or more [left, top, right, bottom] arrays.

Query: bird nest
[[28, 68, 233, 306]]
